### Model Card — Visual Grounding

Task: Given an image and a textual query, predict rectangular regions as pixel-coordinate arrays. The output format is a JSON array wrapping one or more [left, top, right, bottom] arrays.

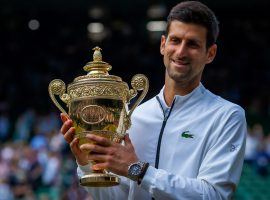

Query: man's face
[[160, 20, 217, 86]]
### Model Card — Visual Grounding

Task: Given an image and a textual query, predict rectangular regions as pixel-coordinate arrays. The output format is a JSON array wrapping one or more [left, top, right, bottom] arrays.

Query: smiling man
[[60, 1, 247, 199]]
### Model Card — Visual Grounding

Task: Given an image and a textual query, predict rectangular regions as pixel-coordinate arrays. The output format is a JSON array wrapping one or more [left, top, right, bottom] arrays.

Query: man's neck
[[164, 78, 200, 107]]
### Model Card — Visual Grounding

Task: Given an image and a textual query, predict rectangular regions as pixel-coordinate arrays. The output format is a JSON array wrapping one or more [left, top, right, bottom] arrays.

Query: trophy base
[[80, 173, 120, 187]]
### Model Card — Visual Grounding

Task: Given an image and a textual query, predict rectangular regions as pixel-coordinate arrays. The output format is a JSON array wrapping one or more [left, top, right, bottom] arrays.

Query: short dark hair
[[166, 1, 219, 48]]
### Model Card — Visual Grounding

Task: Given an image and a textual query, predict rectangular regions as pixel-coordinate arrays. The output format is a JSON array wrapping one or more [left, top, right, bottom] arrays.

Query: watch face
[[130, 163, 142, 176]]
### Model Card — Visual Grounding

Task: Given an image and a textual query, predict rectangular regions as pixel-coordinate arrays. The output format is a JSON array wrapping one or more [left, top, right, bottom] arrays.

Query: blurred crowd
[[0, 109, 90, 200], [245, 123, 270, 177]]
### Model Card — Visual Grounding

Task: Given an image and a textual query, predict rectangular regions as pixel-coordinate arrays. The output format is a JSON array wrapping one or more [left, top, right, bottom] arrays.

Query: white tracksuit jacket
[[77, 83, 247, 200]]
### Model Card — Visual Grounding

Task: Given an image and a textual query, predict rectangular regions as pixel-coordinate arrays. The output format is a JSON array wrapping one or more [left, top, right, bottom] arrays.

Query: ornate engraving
[[124, 115, 131, 130], [48, 79, 70, 114], [60, 93, 71, 104], [74, 74, 121, 82], [128, 74, 149, 117], [68, 83, 129, 100], [131, 74, 147, 90], [49, 79, 66, 95], [128, 74, 149, 102], [81, 105, 106, 125]]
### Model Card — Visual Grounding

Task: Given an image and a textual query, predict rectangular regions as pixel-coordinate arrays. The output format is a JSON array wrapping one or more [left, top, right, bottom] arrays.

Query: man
[[60, 1, 246, 199]]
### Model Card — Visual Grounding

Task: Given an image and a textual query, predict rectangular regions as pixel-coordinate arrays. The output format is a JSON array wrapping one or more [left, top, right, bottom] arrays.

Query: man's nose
[[175, 42, 188, 57]]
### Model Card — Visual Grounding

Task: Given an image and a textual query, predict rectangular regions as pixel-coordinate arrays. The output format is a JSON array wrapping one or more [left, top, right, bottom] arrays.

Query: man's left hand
[[80, 134, 138, 177]]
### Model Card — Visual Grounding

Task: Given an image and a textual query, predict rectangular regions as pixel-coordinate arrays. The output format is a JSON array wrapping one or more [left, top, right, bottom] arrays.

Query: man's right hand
[[60, 113, 89, 166]]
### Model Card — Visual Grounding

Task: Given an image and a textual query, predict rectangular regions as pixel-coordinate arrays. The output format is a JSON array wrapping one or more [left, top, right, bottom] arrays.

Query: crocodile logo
[[181, 131, 194, 139]]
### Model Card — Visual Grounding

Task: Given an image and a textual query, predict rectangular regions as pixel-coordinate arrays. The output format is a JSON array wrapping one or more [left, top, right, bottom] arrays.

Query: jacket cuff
[[77, 161, 92, 174], [140, 165, 156, 192]]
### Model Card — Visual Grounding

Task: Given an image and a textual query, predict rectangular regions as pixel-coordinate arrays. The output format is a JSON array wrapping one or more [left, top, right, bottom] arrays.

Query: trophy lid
[[66, 46, 130, 102], [73, 46, 122, 83]]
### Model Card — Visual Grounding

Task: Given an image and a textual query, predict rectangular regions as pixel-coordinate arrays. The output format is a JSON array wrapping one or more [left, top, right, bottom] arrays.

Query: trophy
[[48, 47, 149, 187]]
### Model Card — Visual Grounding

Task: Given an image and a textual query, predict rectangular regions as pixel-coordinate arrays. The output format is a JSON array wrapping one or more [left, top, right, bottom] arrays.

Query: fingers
[[60, 119, 73, 135], [92, 163, 108, 171], [70, 137, 80, 154], [60, 113, 70, 123], [80, 143, 109, 154], [124, 134, 132, 146], [60, 113, 74, 144], [63, 127, 76, 143], [88, 154, 108, 163], [86, 134, 111, 147], [124, 134, 135, 152], [70, 137, 90, 166]]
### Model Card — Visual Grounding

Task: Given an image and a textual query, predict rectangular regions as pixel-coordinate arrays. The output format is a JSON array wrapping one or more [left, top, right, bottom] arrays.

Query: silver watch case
[[127, 161, 144, 181]]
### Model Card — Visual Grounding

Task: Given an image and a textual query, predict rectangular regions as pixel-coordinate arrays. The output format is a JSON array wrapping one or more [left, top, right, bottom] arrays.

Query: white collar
[[157, 83, 206, 110]]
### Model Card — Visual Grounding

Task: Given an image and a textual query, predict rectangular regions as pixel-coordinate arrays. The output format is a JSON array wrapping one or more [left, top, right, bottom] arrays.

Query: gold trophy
[[48, 47, 149, 187]]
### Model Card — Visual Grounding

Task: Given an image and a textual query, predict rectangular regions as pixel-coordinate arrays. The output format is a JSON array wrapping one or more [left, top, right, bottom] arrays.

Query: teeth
[[173, 60, 187, 65]]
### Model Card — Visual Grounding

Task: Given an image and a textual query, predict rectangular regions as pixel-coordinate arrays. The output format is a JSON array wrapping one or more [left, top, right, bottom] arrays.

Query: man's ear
[[160, 35, 166, 55], [206, 44, 217, 64]]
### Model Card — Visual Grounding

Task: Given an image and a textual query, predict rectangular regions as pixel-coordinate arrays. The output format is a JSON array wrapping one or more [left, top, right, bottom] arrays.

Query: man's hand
[[60, 113, 89, 166], [80, 134, 139, 177]]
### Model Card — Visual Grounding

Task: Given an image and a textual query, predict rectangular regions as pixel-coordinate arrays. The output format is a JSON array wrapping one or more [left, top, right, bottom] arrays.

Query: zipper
[[154, 96, 176, 169], [151, 96, 175, 200]]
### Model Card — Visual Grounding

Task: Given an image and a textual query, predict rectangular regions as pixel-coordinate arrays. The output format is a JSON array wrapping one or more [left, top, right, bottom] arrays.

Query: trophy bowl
[[48, 47, 149, 187]]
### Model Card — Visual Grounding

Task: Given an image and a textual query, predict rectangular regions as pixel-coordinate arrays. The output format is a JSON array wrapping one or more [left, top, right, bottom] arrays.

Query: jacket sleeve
[[77, 163, 130, 200], [140, 107, 247, 200]]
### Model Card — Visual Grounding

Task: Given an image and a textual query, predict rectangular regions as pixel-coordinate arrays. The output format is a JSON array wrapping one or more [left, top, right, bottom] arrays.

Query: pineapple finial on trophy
[[83, 46, 112, 74], [93, 46, 102, 61]]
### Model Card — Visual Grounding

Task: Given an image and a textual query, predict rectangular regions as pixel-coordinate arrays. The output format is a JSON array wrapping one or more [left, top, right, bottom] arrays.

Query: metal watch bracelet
[[137, 162, 150, 185]]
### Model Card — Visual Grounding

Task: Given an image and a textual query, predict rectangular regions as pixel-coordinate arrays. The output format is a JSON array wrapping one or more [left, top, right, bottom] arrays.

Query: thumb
[[60, 113, 69, 123], [124, 134, 132, 146]]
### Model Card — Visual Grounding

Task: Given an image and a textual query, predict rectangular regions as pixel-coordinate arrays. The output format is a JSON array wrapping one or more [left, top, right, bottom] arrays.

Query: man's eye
[[188, 42, 200, 48], [170, 38, 179, 43]]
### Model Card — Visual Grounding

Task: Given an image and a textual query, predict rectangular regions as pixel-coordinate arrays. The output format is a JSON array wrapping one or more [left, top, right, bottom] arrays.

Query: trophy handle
[[48, 79, 71, 115], [128, 74, 149, 117]]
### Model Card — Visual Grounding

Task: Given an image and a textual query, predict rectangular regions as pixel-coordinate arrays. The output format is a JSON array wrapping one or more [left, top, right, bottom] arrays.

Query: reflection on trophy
[[48, 47, 149, 187]]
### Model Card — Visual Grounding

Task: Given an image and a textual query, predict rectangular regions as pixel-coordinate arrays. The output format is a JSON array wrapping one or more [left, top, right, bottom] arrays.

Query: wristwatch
[[127, 161, 149, 184]]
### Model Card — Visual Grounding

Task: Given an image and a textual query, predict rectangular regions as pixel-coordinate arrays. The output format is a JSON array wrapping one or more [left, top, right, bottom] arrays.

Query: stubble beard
[[166, 64, 203, 90], [166, 64, 193, 85]]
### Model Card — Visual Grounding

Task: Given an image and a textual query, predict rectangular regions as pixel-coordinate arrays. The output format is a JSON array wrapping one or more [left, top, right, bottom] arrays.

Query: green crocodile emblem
[[181, 131, 194, 138]]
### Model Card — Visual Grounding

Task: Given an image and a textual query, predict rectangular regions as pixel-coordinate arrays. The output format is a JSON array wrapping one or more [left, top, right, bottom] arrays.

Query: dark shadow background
[[1, 0, 270, 131], [0, 0, 270, 199]]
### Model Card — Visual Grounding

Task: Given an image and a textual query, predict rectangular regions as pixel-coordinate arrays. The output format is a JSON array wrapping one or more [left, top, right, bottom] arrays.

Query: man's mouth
[[171, 59, 189, 66]]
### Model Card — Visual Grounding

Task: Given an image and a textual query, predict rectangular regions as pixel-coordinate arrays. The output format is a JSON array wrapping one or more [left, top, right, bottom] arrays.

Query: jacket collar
[[157, 82, 206, 111]]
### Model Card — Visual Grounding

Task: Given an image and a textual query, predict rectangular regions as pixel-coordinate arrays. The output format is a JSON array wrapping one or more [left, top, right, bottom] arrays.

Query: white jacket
[[77, 83, 247, 200]]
